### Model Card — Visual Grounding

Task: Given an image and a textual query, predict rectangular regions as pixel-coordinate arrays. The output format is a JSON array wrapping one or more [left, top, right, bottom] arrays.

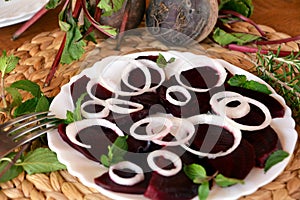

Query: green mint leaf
[[18, 148, 66, 174], [198, 181, 210, 200], [45, 0, 61, 9], [219, 0, 254, 17], [64, 110, 75, 124], [228, 74, 272, 94], [215, 174, 244, 187], [10, 80, 41, 98], [100, 136, 128, 167], [61, 14, 86, 64], [243, 80, 272, 94], [0, 51, 19, 77], [227, 74, 247, 87], [35, 96, 50, 113], [156, 53, 176, 68], [184, 164, 207, 184], [213, 28, 260, 46], [0, 153, 23, 183], [13, 97, 38, 117], [264, 150, 289, 173], [98, 0, 125, 17], [5, 87, 22, 107]]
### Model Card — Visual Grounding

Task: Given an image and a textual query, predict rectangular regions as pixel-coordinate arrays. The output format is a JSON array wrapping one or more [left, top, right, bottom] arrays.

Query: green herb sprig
[[256, 50, 300, 123]]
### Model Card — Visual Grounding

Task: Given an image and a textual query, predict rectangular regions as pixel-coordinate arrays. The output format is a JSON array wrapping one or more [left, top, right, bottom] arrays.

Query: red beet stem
[[116, 0, 131, 49], [12, 7, 49, 40], [227, 44, 298, 57], [219, 10, 266, 37], [44, 33, 67, 86], [81, 0, 116, 38], [72, 0, 82, 18], [255, 35, 300, 45]]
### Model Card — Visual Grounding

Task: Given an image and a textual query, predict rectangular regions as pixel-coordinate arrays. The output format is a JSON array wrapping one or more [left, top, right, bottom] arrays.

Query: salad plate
[[0, 0, 48, 28], [48, 51, 297, 200]]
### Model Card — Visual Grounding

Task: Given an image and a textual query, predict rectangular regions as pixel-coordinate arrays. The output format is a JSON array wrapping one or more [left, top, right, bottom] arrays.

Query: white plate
[[48, 51, 298, 200], [0, 0, 49, 28]]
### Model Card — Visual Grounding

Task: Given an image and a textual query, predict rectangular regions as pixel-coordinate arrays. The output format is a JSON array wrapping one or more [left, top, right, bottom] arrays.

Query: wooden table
[[1, 0, 300, 51]]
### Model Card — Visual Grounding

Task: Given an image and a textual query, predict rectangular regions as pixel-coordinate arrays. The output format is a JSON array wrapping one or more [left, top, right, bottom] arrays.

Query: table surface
[[0, 0, 300, 51]]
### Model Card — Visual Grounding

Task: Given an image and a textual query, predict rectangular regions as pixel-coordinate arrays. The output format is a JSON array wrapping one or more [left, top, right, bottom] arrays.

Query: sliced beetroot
[[208, 139, 255, 180], [126, 91, 161, 109], [190, 124, 235, 154], [57, 124, 99, 162], [94, 171, 152, 194], [70, 75, 91, 105], [242, 126, 282, 168], [226, 86, 285, 118], [232, 103, 266, 126], [91, 83, 113, 100], [180, 67, 220, 89], [144, 171, 198, 200], [136, 55, 159, 62]]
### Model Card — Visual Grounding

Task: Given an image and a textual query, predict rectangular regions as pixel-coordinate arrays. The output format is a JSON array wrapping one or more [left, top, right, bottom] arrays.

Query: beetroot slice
[[242, 126, 282, 168], [226, 86, 285, 118], [94, 172, 152, 194], [70, 75, 91, 105], [208, 139, 255, 180], [144, 171, 198, 200]]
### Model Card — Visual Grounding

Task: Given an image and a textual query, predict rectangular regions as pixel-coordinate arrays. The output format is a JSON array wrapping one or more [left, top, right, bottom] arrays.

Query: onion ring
[[183, 114, 242, 159], [105, 98, 144, 114], [66, 119, 124, 148], [147, 150, 182, 176], [81, 99, 110, 119], [109, 161, 144, 186], [166, 85, 191, 106]]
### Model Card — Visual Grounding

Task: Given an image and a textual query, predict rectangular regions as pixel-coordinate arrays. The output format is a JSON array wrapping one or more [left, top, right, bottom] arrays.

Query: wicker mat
[[0, 22, 299, 200]]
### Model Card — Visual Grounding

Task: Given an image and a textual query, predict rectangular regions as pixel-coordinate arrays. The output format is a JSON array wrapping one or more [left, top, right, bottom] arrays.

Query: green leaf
[[215, 174, 244, 187], [198, 181, 210, 200], [35, 96, 50, 113], [0, 153, 23, 183], [156, 53, 176, 68], [100, 136, 128, 167], [64, 110, 75, 124], [61, 14, 86, 64], [0, 51, 19, 77], [18, 148, 66, 174], [219, 0, 254, 17], [10, 80, 41, 98], [13, 97, 39, 117], [213, 28, 260, 46], [98, 0, 126, 17], [228, 74, 272, 94], [184, 164, 207, 184], [99, 25, 118, 37], [5, 87, 22, 107], [264, 150, 289, 173], [45, 0, 61, 9]]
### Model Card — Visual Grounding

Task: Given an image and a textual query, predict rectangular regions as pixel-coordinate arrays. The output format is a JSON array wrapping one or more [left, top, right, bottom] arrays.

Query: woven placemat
[[0, 22, 299, 200]]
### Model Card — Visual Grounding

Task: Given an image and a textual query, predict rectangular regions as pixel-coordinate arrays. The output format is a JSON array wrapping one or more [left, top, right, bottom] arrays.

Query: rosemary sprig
[[256, 50, 300, 123]]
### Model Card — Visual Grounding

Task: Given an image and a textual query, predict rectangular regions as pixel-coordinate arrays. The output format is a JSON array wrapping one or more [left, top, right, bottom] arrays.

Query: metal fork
[[0, 111, 59, 158]]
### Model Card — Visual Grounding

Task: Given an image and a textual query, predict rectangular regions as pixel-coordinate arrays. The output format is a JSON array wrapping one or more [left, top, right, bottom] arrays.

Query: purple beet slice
[[144, 170, 198, 200], [94, 171, 152, 194], [242, 126, 282, 168], [208, 139, 255, 180], [70, 75, 91, 105], [226, 86, 285, 118]]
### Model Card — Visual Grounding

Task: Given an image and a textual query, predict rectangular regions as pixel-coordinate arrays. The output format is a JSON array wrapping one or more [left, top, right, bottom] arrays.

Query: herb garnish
[[228, 74, 272, 94], [156, 53, 176, 68], [100, 136, 128, 168], [264, 150, 289, 173], [64, 92, 87, 124], [0, 148, 66, 183], [184, 163, 244, 200]]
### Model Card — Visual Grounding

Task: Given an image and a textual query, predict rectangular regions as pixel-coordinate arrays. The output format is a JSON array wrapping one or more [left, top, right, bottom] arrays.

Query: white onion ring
[[152, 118, 195, 146], [166, 85, 191, 106], [175, 59, 227, 93], [130, 116, 173, 141], [109, 161, 144, 186], [147, 150, 182, 176], [66, 119, 124, 148], [81, 99, 110, 119], [183, 114, 242, 159], [210, 91, 250, 119], [210, 91, 272, 131], [86, 78, 112, 101], [105, 98, 144, 114]]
